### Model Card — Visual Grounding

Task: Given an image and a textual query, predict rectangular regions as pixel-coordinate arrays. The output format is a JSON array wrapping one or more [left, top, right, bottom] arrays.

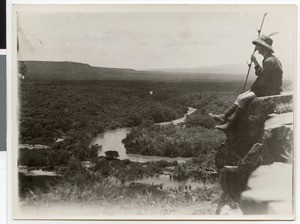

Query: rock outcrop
[[215, 92, 293, 215], [240, 162, 293, 216]]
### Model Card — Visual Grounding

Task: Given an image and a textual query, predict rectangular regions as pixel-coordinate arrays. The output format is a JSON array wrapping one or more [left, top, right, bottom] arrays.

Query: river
[[19, 107, 215, 194], [133, 174, 213, 190], [90, 107, 197, 163]]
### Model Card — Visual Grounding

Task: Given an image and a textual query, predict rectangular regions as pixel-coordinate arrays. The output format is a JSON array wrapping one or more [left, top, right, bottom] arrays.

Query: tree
[[56, 150, 71, 165], [105, 150, 119, 160], [19, 61, 27, 77]]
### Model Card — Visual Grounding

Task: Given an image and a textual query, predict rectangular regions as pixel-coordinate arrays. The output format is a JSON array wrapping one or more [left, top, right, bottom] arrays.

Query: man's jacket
[[251, 54, 283, 97]]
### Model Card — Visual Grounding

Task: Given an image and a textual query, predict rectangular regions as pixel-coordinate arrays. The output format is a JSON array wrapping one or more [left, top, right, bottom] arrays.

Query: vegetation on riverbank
[[19, 154, 216, 191], [20, 156, 221, 216], [18, 144, 99, 168], [123, 124, 225, 158]]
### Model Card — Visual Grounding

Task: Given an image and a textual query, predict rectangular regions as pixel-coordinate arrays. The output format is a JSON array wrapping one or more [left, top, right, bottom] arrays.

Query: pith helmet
[[252, 35, 274, 53]]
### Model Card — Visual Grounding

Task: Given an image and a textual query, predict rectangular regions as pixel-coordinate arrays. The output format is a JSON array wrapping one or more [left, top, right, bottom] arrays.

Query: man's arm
[[251, 55, 262, 76], [251, 58, 280, 96]]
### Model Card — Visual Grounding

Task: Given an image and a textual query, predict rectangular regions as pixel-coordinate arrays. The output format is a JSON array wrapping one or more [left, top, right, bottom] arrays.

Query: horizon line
[[19, 59, 248, 72]]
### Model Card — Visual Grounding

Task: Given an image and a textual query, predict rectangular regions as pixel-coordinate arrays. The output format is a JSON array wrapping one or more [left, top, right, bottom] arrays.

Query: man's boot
[[209, 104, 238, 124], [215, 107, 244, 131]]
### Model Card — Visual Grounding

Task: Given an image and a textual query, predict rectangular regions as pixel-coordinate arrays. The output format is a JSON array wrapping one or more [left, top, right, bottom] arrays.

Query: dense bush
[[19, 80, 195, 145], [123, 124, 225, 158], [184, 91, 237, 128], [19, 79, 242, 169], [18, 144, 99, 168], [105, 150, 119, 160], [18, 148, 70, 167]]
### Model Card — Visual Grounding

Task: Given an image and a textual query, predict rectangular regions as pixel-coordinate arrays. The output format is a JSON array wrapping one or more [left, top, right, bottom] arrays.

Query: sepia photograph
[[12, 4, 296, 220]]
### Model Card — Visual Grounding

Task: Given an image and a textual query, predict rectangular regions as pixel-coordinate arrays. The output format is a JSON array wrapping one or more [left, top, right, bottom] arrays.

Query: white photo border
[[6, 1, 299, 223]]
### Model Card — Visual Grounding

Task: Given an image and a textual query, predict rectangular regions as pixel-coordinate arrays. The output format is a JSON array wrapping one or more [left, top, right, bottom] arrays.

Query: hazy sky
[[16, 4, 296, 78]]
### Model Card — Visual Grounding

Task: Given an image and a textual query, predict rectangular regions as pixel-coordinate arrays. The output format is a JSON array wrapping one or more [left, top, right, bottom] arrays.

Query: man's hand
[[251, 55, 259, 66]]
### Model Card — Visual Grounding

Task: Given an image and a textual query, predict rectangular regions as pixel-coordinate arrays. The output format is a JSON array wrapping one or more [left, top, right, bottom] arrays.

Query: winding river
[[90, 107, 197, 163], [20, 107, 214, 192]]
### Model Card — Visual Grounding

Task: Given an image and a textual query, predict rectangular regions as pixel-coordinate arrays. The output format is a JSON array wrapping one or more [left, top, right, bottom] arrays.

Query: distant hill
[[21, 61, 143, 80], [149, 63, 293, 82], [20, 61, 249, 81], [150, 63, 249, 75]]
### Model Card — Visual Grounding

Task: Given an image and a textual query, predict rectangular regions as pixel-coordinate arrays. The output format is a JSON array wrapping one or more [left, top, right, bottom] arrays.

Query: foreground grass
[[19, 158, 222, 216], [20, 177, 221, 217]]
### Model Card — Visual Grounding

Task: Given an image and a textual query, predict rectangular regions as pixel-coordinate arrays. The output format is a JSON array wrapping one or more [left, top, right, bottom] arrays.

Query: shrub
[[105, 150, 119, 160]]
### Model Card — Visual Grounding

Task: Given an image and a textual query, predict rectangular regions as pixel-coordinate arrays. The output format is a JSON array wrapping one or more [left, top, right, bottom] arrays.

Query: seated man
[[209, 35, 283, 131]]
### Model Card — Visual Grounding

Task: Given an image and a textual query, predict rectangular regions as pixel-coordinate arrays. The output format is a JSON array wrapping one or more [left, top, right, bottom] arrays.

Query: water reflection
[[134, 174, 209, 190], [90, 107, 196, 163]]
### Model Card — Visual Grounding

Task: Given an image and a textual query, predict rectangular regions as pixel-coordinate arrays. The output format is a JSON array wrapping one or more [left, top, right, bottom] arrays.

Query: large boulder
[[215, 92, 293, 214], [261, 112, 293, 164], [216, 92, 292, 169], [240, 162, 293, 216], [239, 110, 294, 216]]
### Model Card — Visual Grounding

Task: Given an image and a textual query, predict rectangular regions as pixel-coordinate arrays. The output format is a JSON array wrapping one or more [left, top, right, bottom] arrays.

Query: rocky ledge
[[215, 92, 293, 215]]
